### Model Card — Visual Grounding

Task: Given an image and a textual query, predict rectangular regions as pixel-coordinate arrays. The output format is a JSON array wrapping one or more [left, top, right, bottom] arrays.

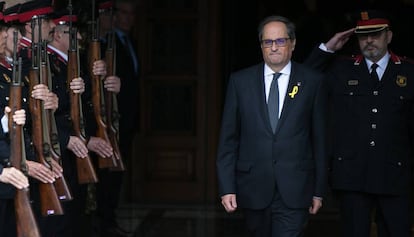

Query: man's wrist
[[319, 43, 335, 53], [313, 196, 323, 201]]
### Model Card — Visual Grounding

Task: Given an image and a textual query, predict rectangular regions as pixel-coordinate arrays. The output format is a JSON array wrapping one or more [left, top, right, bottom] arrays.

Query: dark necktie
[[371, 63, 379, 83], [268, 73, 282, 133]]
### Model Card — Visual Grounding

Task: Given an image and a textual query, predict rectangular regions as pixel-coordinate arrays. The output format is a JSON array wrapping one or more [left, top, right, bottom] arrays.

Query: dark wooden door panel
[[129, 0, 221, 203]]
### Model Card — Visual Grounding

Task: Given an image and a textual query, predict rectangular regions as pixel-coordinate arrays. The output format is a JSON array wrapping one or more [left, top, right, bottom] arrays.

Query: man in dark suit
[[216, 15, 328, 237], [306, 10, 414, 237]]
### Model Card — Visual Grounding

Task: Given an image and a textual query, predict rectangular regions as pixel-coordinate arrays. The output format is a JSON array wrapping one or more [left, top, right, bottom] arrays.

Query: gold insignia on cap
[[361, 11, 369, 20], [3, 74, 11, 83], [396, 75, 407, 87]]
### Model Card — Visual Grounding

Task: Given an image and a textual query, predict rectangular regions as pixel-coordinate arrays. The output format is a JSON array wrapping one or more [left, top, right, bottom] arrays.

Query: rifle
[[41, 40, 73, 201], [89, 0, 117, 168], [9, 30, 41, 237], [67, 1, 98, 183], [29, 16, 63, 216], [104, 8, 124, 171]]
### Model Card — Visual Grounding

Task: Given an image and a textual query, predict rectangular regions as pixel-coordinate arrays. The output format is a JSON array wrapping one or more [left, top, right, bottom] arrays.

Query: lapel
[[252, 64, 274, 133], [380, 61, 399, 87], [275, 63, 303, 134]]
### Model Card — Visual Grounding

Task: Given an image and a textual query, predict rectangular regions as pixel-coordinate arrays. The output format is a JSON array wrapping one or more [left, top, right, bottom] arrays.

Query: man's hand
[[221, 194, 237, 213], [309, 197, 323, 214], [31, 84, 59, 110], [4, 106, 26, 125], [0, 167, 29, 189], [70, 77, 85, 94], [26, 160, 56, 183], [48, 159, 63, 178], [87, 136, 113, 158], [324, 28, 354, 52], [92, 60, 107, 77], [67, 136, 89, 158], [104, 75, 121, 93]]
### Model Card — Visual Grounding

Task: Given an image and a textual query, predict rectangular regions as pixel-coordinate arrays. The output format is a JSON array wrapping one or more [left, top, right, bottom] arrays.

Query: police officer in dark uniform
[[307, 10, 414, 237], [45, 9, 91, 236], [0, 4, 30, 236], [3, 1, 67, 236]]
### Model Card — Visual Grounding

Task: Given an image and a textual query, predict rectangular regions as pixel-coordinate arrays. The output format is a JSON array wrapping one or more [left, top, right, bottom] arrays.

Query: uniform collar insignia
[[396, 75, 407, 87]]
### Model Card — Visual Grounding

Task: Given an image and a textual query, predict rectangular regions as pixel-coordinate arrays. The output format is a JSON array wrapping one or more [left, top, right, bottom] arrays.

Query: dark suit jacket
[[216, 61, 328, 210], [113, 30, 140, 144], [307, 48, 414, 195]]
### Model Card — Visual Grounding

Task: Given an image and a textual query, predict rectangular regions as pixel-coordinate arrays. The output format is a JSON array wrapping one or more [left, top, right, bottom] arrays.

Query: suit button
[[272, 160, 276, 164], [371, 124, 377, 129], [370, 141, 375, 146], [397, 162, 402, 166], [373, 91, 378, 96], [372, 108, 378, 113], [337, 157, 343, 161]]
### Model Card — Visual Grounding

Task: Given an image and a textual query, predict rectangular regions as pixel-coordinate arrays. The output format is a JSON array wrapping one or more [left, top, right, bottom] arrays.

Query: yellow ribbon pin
[[289, 85, 299, 98]]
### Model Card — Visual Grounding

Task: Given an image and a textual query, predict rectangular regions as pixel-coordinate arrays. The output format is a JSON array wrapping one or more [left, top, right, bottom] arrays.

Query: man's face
[[260, 21, 295, 72], [25, 17, 56, 42], [357, 29, 392, 62], [0, 27, 7, 54], [114, 2, 136, 33], [54, 25, 82, 52], [6, 27, 22, 57], [42, 18, 56, 42]]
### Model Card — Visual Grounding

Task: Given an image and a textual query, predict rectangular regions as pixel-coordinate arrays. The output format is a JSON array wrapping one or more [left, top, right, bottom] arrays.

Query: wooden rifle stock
[[105, 44, 124, 171], [29, 17, 63, 216], [29, 67, 64, 216], [67, 28, 98, 183], [10, 45, 40, 236], [89, 39, 117, 168], [40, 45, 73, 201]]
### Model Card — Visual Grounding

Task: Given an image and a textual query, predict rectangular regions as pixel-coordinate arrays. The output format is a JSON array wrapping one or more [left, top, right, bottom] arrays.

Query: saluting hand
[[324, 28, 355, 52]]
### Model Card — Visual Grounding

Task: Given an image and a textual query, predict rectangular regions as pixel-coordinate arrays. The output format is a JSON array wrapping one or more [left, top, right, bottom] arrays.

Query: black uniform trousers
[[338, 191, 411, 237], [0, 199, 16, 237]]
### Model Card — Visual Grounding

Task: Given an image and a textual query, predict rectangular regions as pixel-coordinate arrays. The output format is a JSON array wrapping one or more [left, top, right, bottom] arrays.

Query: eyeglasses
[[261, 38, 290, 48]]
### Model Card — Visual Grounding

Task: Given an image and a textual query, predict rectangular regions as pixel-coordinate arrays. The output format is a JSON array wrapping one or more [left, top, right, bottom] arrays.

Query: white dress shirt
[[264, 62, 291, 118]]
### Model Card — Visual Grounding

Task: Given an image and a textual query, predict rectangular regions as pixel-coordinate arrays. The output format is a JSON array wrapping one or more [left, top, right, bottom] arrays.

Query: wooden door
[[127, 0, 222, 203]]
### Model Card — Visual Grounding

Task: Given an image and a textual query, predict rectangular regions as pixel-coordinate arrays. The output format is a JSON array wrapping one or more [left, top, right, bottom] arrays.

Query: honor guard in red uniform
[[0, 4, 30, 236]]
